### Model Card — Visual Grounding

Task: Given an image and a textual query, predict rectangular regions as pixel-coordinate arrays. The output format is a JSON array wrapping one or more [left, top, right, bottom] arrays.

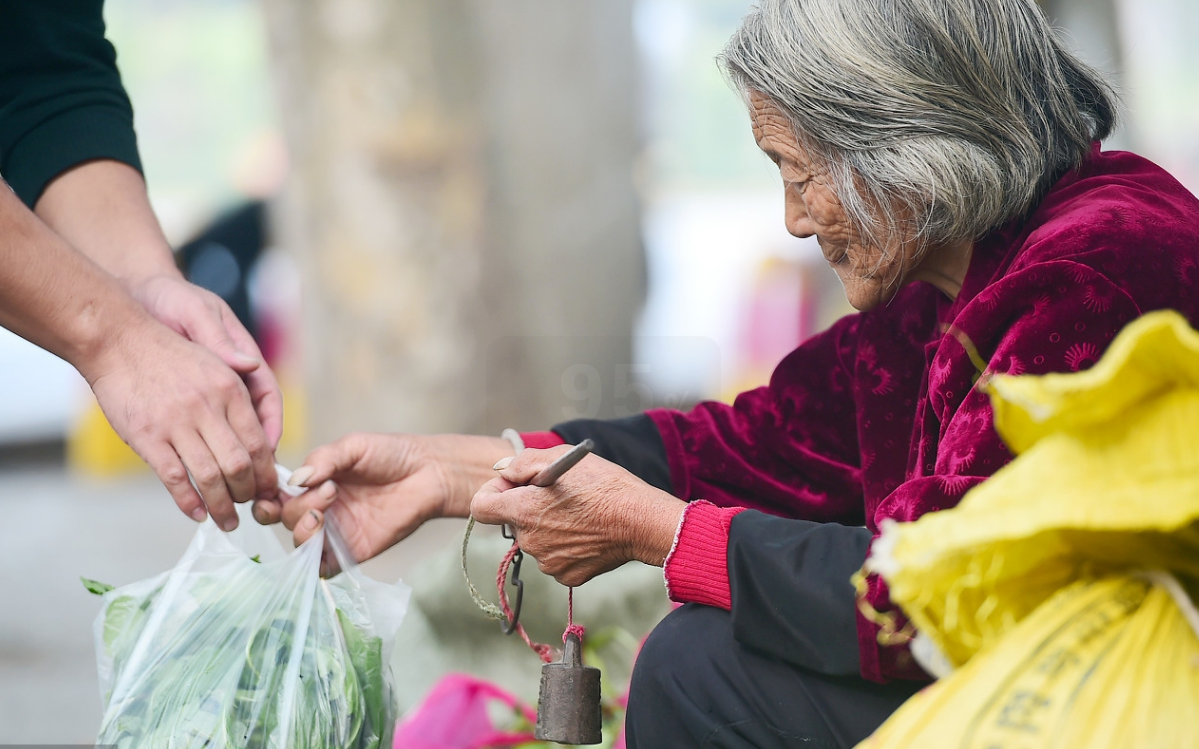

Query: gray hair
[[719, 0, 1117, 253]]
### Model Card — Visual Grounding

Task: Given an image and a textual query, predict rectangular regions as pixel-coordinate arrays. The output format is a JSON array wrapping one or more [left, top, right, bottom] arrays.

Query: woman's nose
[[785, 190, 815, 239]]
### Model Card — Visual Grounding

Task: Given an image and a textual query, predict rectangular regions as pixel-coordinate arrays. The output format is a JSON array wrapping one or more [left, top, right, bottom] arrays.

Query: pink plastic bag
[[393, 673, 538, 749]]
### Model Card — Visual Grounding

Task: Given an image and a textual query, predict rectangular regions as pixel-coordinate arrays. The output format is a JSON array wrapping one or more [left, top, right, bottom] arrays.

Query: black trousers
[[624, 605, 924, 749]]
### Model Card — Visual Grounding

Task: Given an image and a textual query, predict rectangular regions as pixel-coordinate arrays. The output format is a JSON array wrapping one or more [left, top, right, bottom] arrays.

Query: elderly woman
[[257, 0, 1199, 745]]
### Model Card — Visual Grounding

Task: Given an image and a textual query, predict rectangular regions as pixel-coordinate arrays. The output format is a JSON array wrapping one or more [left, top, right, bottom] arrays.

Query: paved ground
[[0, 463, 465, 745]]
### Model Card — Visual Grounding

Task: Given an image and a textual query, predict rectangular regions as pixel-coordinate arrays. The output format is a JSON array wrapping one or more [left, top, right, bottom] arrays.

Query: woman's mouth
[[819, 240, 849, 265]]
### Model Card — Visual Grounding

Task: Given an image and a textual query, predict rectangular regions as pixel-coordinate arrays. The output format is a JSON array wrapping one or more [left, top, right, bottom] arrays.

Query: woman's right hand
[[252, 433, 514, 567]]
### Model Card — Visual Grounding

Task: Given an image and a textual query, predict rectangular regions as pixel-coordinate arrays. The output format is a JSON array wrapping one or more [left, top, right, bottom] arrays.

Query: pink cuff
[[520, 431, 567, 449], [663, 500, 747, 610]]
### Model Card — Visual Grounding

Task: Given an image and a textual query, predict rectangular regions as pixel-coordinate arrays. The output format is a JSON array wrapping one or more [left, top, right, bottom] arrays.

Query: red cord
[[497, 542, 555, 663], [497, 542, 586, 662], [564, 587, 586, 643]]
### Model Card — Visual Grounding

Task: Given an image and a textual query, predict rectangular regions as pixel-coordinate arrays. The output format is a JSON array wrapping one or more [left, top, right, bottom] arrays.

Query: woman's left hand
[[470, 446, 687, 587]]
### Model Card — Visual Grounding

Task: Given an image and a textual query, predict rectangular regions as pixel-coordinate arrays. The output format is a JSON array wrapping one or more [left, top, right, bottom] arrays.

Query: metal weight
[[535, 632, 602, 744]]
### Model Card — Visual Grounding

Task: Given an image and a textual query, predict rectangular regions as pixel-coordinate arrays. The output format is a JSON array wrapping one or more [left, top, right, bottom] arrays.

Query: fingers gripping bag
[[92, 503, 410, 749], [857, 310, 1199, 749]]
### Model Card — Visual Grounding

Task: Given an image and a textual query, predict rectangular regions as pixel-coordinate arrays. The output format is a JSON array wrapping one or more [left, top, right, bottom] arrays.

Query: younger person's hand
[[83, 313, 276, 531], [132, 273, 283, 450]]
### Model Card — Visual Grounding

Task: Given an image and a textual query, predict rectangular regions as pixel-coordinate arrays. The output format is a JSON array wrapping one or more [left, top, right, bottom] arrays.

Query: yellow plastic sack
[[860, 574, 1199, 749], [867, 310, 1199, 665], [858, 310, 1199, 749]]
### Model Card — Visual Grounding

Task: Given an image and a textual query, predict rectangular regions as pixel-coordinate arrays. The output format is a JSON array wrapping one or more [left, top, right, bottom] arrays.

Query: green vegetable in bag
[[87, 514, 410, 749]]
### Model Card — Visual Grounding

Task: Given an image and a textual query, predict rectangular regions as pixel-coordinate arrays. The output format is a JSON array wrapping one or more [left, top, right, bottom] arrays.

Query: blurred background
[[0, 0, 1196, 742]]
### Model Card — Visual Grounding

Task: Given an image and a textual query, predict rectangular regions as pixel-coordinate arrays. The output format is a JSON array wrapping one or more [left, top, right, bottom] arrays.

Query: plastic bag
[[93, 504, 410, 748], [860, 574, 1199, 748], [392, 673, 538, 749], [859, 311, 1199, 748]]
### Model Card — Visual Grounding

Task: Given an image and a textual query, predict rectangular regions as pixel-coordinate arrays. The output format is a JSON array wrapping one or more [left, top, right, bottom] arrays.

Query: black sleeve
[[728, 510, 870, 676], [0, 0, 142, 207], [551, 414, 673, 494]]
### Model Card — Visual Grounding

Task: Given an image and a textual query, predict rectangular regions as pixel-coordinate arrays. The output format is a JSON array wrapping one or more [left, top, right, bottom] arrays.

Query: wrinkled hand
[[131, 274, 283, 448], [254, 433, 512, 570], [85, 316, 277, 531], [471, 446, 686, 587]]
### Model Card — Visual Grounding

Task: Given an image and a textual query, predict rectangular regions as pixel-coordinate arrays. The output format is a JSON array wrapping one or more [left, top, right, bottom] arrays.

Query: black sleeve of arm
[[551, 414, 673, 494], [728, 510, 870, 676], [0, 0, 142, 207]]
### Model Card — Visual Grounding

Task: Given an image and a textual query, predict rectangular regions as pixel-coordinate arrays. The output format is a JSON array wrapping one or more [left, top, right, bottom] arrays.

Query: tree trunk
[[261, 0, 643, 441]]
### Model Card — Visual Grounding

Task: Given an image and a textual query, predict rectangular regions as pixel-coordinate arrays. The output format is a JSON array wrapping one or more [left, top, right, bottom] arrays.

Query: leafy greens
[[87, 555, 393, 749]]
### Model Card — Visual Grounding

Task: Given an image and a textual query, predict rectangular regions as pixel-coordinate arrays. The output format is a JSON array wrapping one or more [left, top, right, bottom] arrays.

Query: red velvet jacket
[[647, 146, 1199, 682]]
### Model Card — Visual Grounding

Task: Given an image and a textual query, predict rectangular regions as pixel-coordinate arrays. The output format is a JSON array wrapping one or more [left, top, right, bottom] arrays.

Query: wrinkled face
[[748, 91, 924, 310]]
